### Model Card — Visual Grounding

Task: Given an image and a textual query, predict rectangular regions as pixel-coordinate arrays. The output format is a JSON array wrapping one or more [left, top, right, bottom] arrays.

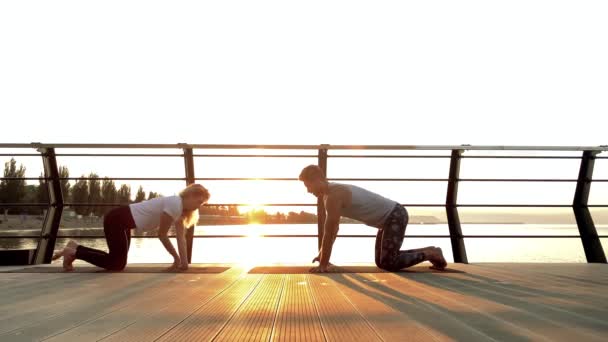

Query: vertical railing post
[[182, 145, 196, 264], [446, 149, 468, 263], [317, 145, 328, 249], [573, 150, 606, 263], [34, 146, 64, 264]]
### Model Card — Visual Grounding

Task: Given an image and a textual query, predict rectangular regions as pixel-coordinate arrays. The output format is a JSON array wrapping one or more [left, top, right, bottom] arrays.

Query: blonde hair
[[179, 183, 210, 228]]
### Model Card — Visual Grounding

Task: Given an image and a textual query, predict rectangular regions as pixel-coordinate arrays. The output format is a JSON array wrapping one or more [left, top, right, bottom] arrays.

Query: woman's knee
[[107, 257, 127, 271]]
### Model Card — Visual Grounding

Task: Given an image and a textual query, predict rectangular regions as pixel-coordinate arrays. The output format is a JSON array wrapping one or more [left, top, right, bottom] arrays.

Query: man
[[299, 164, 447, 273]]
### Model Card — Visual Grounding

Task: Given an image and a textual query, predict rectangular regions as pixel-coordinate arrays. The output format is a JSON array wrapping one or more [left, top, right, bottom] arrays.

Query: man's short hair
[[299, 165, 325, 182]]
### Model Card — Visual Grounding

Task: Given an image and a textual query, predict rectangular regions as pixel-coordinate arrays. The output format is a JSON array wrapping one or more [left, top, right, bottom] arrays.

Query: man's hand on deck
[[165, 257, 187, 272]]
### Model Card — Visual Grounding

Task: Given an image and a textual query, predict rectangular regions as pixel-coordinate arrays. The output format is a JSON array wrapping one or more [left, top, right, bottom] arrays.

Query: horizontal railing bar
[[3, 203, 607, 208], [0, 153, 594, 160], [332, 178, 447, 181], [461, 235, 591, 238], [0, 177, 187, 181], [57, 203, 448, 207], [196, 178, 298, 181], [459, 179, 579, 182], [2, 143, 607, 151], [6, 177, 604, 183], [2, 203, 607, 208], [55, 154, 184, 157], [204, 178, 439, 182], [59, 203, 318, 207], [457, 204, 573, 207], [194, 154, 317, 158], [327, 155, 450, 158], [462, 156, 583, 159], [3, 235, 603, 239]]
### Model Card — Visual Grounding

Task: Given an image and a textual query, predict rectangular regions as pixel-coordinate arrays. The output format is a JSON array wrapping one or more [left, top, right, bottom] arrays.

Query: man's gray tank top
[[328, 182, 398, 228]]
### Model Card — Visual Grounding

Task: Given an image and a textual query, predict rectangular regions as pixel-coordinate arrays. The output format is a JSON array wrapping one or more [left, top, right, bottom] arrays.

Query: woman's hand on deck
[[309, 265, 329, 273]]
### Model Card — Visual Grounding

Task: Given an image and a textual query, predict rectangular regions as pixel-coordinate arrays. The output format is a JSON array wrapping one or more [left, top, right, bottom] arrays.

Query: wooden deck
[[0, 263, 607, 341]]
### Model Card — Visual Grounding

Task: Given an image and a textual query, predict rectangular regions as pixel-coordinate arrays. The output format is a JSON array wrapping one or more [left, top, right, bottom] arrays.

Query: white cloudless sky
[[1, 0, 607, 145]]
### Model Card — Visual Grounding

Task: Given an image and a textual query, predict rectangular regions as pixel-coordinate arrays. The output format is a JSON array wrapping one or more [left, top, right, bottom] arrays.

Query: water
[[3, 223, 607, 265]]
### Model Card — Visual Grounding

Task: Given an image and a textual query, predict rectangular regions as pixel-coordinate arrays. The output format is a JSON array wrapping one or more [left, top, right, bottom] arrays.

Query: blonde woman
[[53, 184, 210, 272]]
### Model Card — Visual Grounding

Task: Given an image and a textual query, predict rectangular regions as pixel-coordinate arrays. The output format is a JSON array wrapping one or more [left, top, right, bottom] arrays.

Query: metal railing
[[1, 143, 607, 264]]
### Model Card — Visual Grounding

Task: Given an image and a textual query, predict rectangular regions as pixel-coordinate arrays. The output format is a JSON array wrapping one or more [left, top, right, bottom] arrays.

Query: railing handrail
[[1, 142, 606, 264], [0, 143, 607, 152]]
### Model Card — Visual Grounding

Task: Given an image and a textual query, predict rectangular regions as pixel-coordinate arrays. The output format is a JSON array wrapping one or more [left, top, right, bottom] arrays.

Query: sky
[[1, 1, 607, 212]]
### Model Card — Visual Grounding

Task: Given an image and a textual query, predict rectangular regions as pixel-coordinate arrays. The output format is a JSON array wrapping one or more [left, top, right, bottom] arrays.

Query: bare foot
[[52, 241, 78, 272], [64, 241, 79, 271], [426, 247, 447, 270]]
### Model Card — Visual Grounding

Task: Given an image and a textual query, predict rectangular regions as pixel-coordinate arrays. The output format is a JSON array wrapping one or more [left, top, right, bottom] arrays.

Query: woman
[[53, 183, 210, 272]]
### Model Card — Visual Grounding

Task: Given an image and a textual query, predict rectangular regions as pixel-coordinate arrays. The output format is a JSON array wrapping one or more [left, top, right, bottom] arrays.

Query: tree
[[228, 205, 239, 216], [87, 173, 101, 216], [22, 185, 39, 215], [0, 158, 27, 215], [71, 176, 89, 216], [37, 173, 48, 204], [117, 184, 131, 205], [274, 212, 286, 223], [59, 166, 71, 202], [101, 177, 117, 215], [147, 191, 160, 200], [135, 186, 146, 203]]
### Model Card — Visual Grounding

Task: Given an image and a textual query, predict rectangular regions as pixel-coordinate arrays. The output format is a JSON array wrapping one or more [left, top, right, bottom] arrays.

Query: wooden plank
[[44, 270, 241, 341], [468, 264, 608, 289], [328, 273, 461, 342], [307, 274, 382, 342], [475, 264, 608, 298], [0, 272, 67, 293], [441, 264, 608, 319], [388, 271, 608, 341], [460, 264, 608, 306], [270, 274, 325, 342], [99, 270, 246, 342], [155, 274, 263, 341], [0, 273, 153, 337], [455, 264, 608, 324], [0, 273, 95, 309], [369, 271, 553, 341], [331, 272, 504, 342], [0, 264, 606, 342], [213, 275, 285, 342]]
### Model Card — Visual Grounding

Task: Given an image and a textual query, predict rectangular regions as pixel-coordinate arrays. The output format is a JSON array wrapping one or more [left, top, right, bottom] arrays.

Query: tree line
[[0, 158, 159, 216]]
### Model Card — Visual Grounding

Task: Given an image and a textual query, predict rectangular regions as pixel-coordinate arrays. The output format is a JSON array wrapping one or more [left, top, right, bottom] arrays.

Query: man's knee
[[376, 256, 400, 271]]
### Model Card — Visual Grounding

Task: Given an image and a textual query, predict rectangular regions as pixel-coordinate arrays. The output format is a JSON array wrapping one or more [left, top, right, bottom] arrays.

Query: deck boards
[[0, 263, 606, 341]]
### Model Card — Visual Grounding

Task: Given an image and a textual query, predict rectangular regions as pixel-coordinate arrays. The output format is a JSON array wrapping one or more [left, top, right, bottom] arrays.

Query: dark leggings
[[75, 206, 135, 271], [375, 205, 426, 271]]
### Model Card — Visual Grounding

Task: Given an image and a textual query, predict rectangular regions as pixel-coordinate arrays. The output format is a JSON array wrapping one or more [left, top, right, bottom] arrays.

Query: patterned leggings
[[375, 205, 426, 271]]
